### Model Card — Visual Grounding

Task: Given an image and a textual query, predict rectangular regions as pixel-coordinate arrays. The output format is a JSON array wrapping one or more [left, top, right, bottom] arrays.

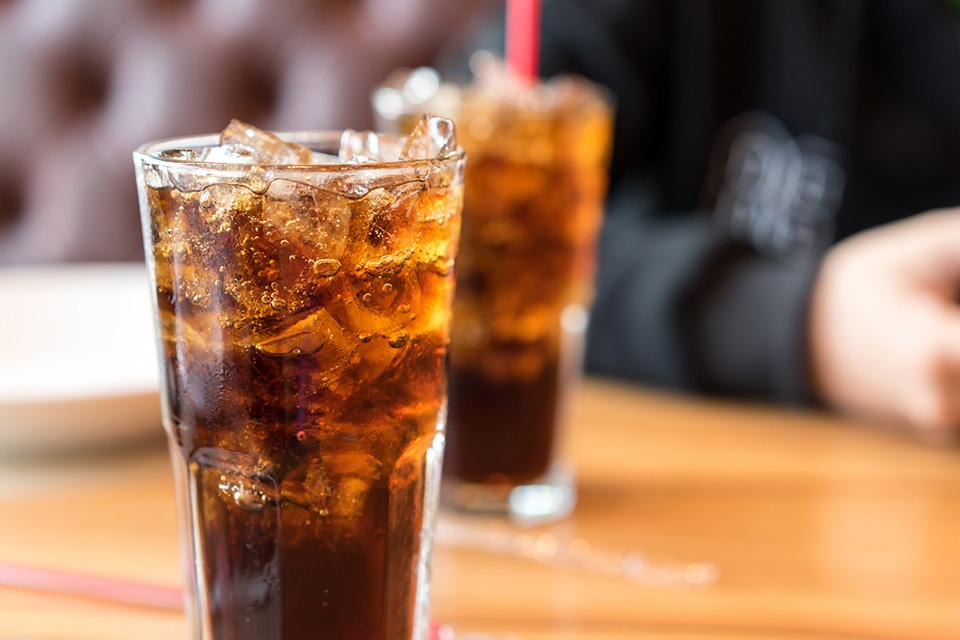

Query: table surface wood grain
[[1, 379, 958, 639]]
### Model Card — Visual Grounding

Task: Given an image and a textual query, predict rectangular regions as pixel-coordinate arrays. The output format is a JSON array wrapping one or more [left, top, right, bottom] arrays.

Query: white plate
[[0, 264, 162, 454]]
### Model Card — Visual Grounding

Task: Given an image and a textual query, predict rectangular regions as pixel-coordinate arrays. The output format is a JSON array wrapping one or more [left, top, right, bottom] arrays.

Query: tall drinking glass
[[134, 118, 464, 640], [374, 66, 613, 521]]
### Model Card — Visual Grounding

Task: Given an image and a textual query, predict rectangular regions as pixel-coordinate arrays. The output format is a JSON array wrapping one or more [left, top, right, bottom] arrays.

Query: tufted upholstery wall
[[0, 0, 483, 263]]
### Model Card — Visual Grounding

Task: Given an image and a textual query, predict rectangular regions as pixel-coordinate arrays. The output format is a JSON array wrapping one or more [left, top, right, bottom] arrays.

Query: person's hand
[[809, 208, 960, 443]]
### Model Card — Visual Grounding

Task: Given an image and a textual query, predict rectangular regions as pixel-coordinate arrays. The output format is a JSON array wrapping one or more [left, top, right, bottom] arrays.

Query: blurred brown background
[[0, 0, 484, 264]]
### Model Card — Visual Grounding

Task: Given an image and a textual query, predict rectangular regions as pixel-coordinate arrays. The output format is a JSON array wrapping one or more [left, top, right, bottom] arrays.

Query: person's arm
[[585, 183, 820, 405], [591, 194, 960, 443], [808, 210, 960, 442]]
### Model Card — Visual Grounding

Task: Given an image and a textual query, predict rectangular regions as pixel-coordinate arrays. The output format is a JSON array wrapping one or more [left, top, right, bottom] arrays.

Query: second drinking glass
[[374, 64, 613, 521]]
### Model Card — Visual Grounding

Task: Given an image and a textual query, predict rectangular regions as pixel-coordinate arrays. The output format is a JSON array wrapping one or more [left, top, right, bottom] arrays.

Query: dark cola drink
[[376, 66, 613, 519], [135, 117, 464, 640]]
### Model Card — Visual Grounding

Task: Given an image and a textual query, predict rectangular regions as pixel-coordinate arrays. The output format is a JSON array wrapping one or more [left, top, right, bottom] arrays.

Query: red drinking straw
[[506, 0, 541, 82], [0, 562, 183, 611], [0, 561, 452, 637]]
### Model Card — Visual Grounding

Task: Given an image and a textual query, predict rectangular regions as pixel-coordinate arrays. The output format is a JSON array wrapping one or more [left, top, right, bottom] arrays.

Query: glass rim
[[133, 130, 466, 174], [372, 70, 617, 118]]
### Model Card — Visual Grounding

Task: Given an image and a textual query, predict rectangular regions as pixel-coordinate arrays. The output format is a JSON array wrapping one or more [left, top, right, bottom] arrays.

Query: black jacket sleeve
[[585, 183, 821, 405]]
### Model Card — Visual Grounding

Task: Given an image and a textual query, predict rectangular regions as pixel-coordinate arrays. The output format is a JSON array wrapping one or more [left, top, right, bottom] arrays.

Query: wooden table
[[1, 379, 958, 639]]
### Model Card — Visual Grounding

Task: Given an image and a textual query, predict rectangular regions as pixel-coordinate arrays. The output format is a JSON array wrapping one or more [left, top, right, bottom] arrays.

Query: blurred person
[[516, 0, 960, 441]]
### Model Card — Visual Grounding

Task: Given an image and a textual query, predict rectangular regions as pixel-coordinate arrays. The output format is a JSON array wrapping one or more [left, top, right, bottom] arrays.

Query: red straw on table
[[506, 0, 541, 82], [0, 562, 183, 611], [0, 561, 452, 637]]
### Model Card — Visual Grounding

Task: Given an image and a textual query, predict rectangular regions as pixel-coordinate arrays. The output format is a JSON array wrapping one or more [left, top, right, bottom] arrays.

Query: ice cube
[[280, 459, 331, 515], [338, 130, 406, 163], [334, 263, 421, 339], [201, 143, 257, 164], [158, 148, 202, 162], [323, 452, 384, 518], [311, 150, 342, 164], [217, 119, 313, 165], [281, 451, 385, 520], [193, 447, 280, 512], [197, 183, 259, 232], [253, 307, 358, 374], [399, 114, 457, 161], [339, 129, 381, 163]]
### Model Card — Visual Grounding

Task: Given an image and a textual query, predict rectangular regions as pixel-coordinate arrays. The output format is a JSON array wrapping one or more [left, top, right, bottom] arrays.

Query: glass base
[[441, 466, 576, 523]]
